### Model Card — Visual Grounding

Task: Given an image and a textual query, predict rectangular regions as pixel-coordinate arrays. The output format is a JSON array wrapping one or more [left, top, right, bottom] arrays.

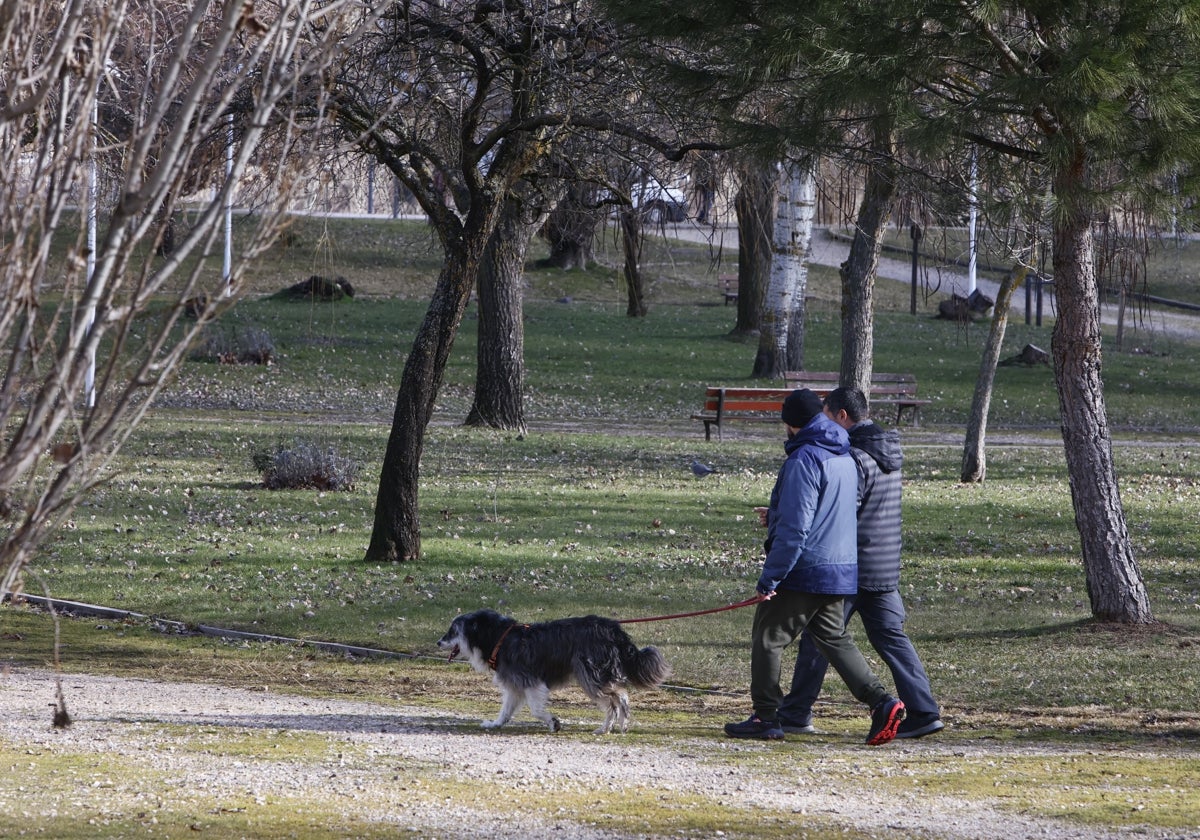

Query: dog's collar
[[487, 622, 527, 670]]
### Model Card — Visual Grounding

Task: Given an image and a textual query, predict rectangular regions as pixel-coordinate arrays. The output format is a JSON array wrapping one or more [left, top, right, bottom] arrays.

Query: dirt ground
[[2, 666, 1185, 840]]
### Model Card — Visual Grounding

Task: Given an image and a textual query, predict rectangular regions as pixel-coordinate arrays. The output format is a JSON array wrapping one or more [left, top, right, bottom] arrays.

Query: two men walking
[[725, 387, 941, 745]]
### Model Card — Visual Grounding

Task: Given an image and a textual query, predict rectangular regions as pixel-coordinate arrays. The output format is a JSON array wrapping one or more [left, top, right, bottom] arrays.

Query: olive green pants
[[749, 589, 889, 719]]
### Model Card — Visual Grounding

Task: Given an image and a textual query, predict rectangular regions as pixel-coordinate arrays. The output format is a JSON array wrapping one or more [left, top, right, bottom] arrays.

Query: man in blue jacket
[[778, 386, 943, 739], [725, 389, 906, 745]]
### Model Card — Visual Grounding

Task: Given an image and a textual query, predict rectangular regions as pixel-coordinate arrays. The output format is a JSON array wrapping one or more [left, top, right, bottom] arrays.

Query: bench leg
[[894, 404, 921, 427]]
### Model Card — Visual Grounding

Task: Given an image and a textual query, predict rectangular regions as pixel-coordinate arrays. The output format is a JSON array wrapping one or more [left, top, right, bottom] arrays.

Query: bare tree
[[617, 205, 649, 316], [960, 268, 1026, 482], [334, 1, 711, 561], [332, 1, 617, 561], [537, 181, 600, 270], [0, 0, 372, 598]]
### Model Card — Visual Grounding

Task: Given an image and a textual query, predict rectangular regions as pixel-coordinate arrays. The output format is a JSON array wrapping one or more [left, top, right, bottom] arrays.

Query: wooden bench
[[692, 375, 931, 440], [719, 274, 738, 305], [784, 371, 931, 427], [691, 387, 795, 440]]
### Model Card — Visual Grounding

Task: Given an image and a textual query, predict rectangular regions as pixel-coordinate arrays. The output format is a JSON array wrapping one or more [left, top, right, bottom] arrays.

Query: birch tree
[[752, 158, 817, 378]]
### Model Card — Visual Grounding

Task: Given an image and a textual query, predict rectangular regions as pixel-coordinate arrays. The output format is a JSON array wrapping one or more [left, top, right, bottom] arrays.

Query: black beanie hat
[[781, 388, 824, 428]]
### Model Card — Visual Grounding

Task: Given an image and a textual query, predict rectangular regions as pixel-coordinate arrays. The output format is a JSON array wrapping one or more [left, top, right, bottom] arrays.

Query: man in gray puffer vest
[[778, 386, 944, 739]]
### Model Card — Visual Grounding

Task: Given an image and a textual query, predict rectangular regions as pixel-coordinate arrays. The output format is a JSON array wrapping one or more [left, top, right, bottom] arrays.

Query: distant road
[[654, 221, 1200, 342]]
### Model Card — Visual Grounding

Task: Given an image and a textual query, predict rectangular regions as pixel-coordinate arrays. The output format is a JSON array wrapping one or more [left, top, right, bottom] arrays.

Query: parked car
[[631, 178, 688, 223]]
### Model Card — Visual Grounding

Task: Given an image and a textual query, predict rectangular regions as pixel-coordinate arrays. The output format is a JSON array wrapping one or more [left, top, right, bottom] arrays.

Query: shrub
[[272, 275, 355, 301], [192, 326, 275, 365], [251, 439, 360, 491], [236, 327, 275, 365]]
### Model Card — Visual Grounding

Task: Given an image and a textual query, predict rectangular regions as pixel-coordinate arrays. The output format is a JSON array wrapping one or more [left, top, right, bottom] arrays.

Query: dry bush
[[252, 440, 360, 491]]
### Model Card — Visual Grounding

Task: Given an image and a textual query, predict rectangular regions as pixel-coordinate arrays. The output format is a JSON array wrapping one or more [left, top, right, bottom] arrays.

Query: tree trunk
[[1051, 158, 1153, 623], [365, 242, 486, 563], [544, 236, 590, 271], [961, 267, 1025, 482], [839, 122, 896, 393], [154, 205, 177, 257], [537, 184, 597, 270], [619, 206, 648, 317], [466, 196, 532, 432], [735, 160, 775, 338], [753, 159, 815, 378], [784, 163, 818, 371]]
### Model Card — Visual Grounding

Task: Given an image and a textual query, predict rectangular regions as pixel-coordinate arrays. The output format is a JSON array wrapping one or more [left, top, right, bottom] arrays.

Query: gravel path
[[0, 666, 1179, 839]]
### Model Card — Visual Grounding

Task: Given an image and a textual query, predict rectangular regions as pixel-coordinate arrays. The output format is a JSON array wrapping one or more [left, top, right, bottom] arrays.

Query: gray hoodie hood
[[849, 421, 902, 473]]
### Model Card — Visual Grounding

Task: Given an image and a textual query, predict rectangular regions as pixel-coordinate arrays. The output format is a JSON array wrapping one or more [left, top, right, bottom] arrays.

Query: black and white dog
[[437, 609, 671, 734]]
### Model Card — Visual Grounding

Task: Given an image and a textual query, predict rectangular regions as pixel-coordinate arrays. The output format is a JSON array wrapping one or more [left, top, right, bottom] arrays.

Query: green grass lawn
[[3, 216, 1199, 837], [169, 289, 1200, 431], [11, 216, 1200, 699]]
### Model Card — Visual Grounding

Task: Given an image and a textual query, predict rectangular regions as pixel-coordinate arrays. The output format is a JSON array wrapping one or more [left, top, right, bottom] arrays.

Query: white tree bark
[[758, 157, 817, 377]]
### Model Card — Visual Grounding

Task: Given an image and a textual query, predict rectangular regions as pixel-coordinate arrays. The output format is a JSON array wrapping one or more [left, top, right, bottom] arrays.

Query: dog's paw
[[481, 719, 503, 729], [592, 725, 612, 735], [549, 716, 562, 733]]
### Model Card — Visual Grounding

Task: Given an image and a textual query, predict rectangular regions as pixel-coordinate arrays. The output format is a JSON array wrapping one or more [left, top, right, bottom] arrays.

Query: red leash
[[484, 596, 770, 671], [617, 593, 771, 624]]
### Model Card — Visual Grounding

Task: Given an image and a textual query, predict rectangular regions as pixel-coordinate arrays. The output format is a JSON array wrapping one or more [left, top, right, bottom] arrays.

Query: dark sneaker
[[724, 714, 785, 740], [778, 716, 817, 734], [866, 697, 905, 746], [895, 714, 944, 740]]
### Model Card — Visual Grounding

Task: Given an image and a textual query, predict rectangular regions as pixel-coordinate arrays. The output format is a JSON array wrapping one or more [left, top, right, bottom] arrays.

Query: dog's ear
[[463, 609, 505, 637]]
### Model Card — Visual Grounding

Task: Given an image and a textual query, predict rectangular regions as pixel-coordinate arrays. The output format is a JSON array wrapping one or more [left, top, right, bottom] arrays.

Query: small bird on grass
[[690, 459, 717, 478]]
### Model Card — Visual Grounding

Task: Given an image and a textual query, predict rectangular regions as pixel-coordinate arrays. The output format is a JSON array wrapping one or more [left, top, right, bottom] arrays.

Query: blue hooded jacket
[[758, 413, 859, 595]]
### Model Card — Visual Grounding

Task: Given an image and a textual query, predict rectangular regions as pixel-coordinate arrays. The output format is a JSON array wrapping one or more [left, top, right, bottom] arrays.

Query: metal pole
[[910, 223, 921, 316], [1036, 275, 1045, 327], [223, 111, 233, 294], [967, 149, 978, 295], [367, 159, 375, 215]]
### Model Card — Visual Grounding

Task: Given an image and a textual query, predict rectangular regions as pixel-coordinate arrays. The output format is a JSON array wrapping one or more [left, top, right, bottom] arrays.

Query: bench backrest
[[701, 387, 800, 415], [784, 371, 918, 397]]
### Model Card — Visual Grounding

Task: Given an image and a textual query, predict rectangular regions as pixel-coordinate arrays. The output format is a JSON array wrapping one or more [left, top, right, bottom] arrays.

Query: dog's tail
[[626, 645, 672, 689]]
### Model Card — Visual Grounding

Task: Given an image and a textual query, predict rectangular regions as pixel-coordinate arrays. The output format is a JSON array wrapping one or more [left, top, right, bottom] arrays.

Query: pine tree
[[605, 0, 1200, 622]]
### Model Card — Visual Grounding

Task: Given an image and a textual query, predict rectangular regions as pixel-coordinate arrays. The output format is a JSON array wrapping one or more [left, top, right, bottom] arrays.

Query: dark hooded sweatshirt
[[848, 420, 904, 591]]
